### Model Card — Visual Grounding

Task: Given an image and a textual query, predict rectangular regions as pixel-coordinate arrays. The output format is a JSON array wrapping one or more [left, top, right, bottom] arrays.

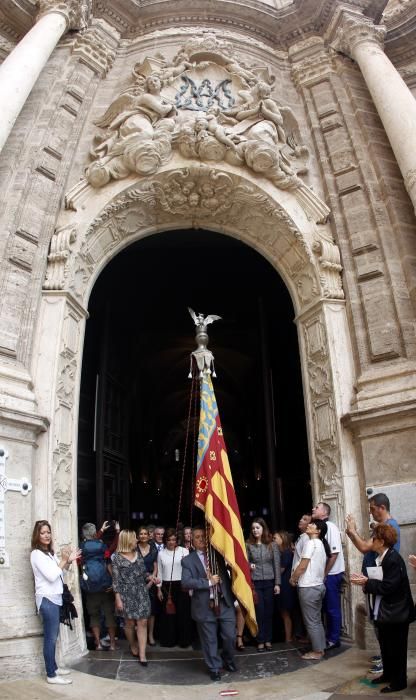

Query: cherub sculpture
[[86, 74, 177, 187]]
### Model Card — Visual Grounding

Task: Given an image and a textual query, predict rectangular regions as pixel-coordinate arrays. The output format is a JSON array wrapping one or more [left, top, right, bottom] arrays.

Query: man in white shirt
[[312, 502, 345, 649]]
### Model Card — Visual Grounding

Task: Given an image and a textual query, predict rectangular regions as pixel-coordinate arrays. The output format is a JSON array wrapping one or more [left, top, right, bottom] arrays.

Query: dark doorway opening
[[77, 229, 311, 537]]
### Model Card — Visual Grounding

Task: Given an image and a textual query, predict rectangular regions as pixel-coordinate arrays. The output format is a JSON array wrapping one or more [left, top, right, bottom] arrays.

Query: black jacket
[[364, 548, 414, 621]]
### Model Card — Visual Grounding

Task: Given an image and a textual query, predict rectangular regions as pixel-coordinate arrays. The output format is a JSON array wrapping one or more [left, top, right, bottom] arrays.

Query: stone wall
[[0, 0, 415, 678]]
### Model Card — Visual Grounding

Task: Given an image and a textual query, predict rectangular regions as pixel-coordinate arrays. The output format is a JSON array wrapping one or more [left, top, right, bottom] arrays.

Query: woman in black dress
[[137, 526, 158, 646], [273, 531, 295, 642]]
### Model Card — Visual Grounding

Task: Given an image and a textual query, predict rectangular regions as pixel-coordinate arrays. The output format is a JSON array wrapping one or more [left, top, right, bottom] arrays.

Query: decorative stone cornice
[[71, 19, 118, 76], [36, 0, 91, 32], [333, 13, 386, 59], [291, 48, 336, 88]]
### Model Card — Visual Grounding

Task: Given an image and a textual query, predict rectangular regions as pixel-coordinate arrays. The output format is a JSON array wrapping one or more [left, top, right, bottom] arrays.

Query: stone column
[[335, 13, 416, 212], [0, 0, 89, 153]]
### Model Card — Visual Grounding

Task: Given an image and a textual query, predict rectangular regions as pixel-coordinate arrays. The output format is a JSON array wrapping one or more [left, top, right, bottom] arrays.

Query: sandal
[[257, 644, 265, 653], [265, 643, 272, 651], [236, 635, 245, 651]]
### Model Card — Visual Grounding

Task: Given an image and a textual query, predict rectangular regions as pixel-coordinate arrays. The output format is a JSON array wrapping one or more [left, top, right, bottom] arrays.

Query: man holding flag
[[181, 527, 236, 681], [181, 319, 257, 679]]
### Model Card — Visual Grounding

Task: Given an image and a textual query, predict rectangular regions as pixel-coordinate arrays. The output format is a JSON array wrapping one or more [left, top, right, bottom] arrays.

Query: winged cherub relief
[[86, 73, 177, 187], [85, 37, 309, 193]]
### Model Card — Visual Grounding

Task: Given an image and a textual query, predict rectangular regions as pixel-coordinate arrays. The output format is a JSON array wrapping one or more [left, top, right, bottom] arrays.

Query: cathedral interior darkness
[[77, 230, 311, 535]]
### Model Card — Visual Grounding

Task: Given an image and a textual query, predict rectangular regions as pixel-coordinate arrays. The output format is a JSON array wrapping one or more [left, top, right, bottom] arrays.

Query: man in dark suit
[[181, 527, 236, 681]]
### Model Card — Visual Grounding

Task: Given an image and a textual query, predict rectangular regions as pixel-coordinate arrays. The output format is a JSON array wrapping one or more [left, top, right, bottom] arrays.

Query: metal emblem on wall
[[175, 77, 235, 111]]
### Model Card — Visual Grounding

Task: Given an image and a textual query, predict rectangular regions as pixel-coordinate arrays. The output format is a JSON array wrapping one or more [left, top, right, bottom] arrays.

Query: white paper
[[367, 566, 383, 581]]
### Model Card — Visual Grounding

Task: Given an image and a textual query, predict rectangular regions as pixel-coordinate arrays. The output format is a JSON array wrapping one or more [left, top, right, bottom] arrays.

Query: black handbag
[[60, 583, 78, 630]]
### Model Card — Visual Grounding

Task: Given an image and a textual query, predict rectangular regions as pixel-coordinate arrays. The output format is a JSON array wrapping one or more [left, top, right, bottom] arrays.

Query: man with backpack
[[80, 522, 117, 650]]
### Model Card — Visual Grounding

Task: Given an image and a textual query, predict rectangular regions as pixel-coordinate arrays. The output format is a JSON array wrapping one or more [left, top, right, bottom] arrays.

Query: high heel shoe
[[236, 635, 245, 651], [138, 659, 148, 667]]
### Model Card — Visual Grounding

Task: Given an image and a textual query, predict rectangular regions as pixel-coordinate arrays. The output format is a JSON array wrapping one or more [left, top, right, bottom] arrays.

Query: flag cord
[[175, 361, 197, 536]]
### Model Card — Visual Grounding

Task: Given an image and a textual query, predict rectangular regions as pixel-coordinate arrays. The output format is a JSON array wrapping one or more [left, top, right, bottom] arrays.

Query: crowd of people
[[30, 494, 416, 690]]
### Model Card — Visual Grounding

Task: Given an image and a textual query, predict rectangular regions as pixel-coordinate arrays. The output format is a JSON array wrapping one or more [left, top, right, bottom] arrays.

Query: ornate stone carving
[[86, 73, 176, 187], [37, 0, 91, 31], [334, 14, 386, 59], [69, 166, 324, 305], [303, 314, 341, 490], [71, 22, 117, 77], [53, 447, 72, 499], [84, 33, 321, 205], [312, 238, 344, 300], [291, 49, 336, 88], [43, 224, 77, 290], [404, 167, 416, 200]]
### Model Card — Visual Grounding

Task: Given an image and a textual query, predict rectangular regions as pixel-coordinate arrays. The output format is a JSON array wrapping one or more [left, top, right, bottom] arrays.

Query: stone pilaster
[[333, 12, 416, 212]]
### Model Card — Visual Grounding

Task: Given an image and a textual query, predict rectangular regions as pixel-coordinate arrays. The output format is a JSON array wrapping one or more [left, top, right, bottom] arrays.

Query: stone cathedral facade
[[0, 0, 415, 679]]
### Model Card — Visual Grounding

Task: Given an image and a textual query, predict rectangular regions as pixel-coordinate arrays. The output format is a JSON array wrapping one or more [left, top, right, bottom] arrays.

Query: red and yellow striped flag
[[195, 374, 257, 636]]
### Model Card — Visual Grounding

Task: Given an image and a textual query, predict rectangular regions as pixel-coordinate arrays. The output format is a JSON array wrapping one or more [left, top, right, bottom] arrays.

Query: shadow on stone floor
[[72, 639, 349, 685]]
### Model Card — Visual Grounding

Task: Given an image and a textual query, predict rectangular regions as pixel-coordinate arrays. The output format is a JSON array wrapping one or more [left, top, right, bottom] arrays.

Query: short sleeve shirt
[[297, 538, 327, 587], [325, 521, 345, 575]]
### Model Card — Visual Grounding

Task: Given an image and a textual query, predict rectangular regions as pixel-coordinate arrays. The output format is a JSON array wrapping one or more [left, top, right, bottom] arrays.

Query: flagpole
[[188, 307, 258, 637]]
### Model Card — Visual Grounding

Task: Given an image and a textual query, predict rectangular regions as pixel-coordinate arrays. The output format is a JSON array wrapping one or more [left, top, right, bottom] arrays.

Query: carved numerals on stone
[[303, 313, 341, 490]]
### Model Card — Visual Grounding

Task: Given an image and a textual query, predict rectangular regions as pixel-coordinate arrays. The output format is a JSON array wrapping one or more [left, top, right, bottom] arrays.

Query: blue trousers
[[254, 579, 275, 643], [39, 597, 61, 678], [323, 572, 343, 644]]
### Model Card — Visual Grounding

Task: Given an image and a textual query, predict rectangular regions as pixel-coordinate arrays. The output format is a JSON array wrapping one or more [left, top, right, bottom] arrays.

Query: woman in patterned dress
[[112, 530, 153, 666], [137, 526, 158, 646]]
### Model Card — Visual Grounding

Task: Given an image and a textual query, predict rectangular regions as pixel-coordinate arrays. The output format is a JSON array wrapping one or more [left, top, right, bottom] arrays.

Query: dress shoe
[[210, 671, 221, 681], [222, 661, 237, 672], [46, 676, 72, 685], [56, 668, 72, 675], [380, 686, 407, 694]]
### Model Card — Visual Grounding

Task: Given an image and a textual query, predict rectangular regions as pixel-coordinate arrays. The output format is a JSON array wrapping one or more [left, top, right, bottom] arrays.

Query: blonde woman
[[112, 530, 153, 666]]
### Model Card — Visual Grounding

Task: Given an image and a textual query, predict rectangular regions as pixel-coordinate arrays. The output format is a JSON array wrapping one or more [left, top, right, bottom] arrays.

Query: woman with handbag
[[246, 518, 281, 652], [351, 523, 415, 694], [30, 520, 80, 685], [156, 528, 191, 647], [112, 529, 153, 666]]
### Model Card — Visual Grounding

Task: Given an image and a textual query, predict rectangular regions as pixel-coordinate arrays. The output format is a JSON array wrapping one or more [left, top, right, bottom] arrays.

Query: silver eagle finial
[[188, 308, 222, 379]]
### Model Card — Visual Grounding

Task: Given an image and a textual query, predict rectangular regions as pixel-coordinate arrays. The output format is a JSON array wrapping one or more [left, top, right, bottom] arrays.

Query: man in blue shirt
[[345, 493, 400, 566]]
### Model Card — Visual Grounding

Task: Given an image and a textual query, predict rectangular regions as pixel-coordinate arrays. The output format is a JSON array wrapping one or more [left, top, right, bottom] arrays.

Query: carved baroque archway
[[31, 33, 362, 659]]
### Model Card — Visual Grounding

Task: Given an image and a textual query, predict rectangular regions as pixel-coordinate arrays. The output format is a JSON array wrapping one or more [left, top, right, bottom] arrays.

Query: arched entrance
[[32, 163, 362, 662], [78, 228, 311, 533]]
